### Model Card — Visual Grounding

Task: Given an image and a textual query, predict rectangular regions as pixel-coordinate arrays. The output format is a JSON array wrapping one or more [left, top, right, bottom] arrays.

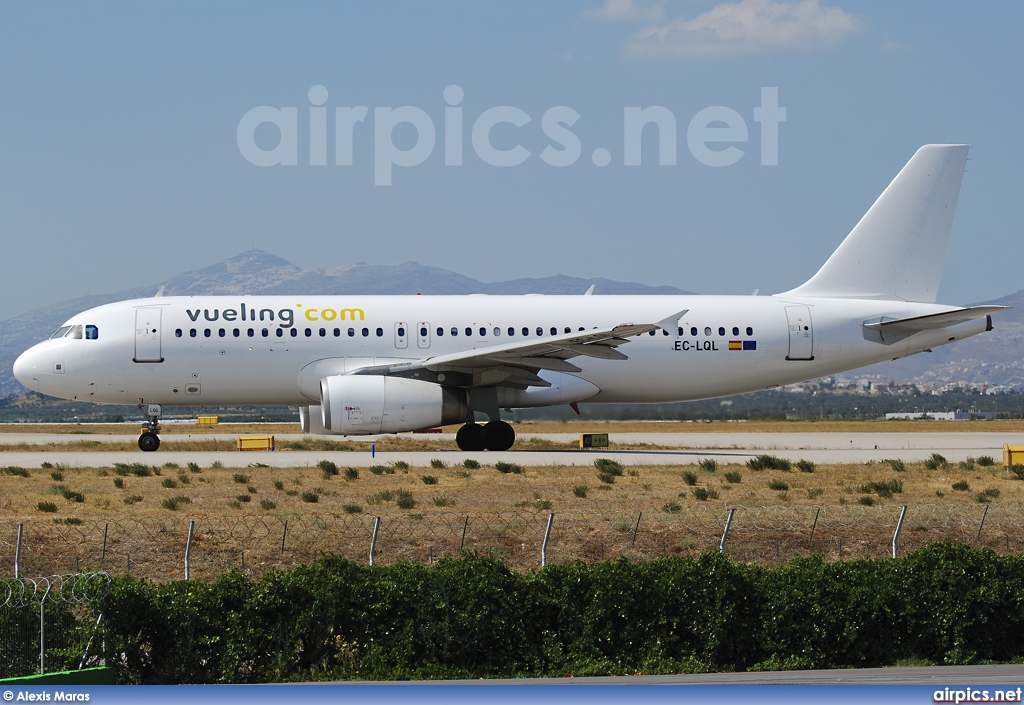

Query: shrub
[[769, 480, 790, 492], [396, 490, 415, 509], [682, 470, 698, 486], [924, 453, 948, 470], [342, 503, 363, 513], [123, 495, 143, 505], [806, 488, 824, 499], [210, 460, 223, 468], [37, 501, 58, 513], [796, 459, 815, 473], [534, 499, 553, 510], [594, 458, 624, 476], [573, 485, 588, 498], [113, 477, 125, 489], [597, 471, 616, 484], [976, 488, 1000, 503], [698, 458, 718, 473], [162, 462, 179, 469], [273, 480, 284, 490], [113, 463, 152, 477], [369, 465, 394, 475], [259, 499, 277, 510], [187, 461, 201, 473], [959, 459, 976, 471], [692, 487, 718, 501], [463, 459, 481, 469], [433, 496, 456, 507], [161, 478, 178, 489], [392, 460, 410, 470], [344, 468, 359, 481], [366, 491, 394, 505], [52, 485, 84, 502], [858, 496, 876, 506], [318, 460, 339, 478], [496, 462, 523, 474], [301, 491, 319, 503], [236, 494, 252, 503], [50, 470, 64, 481], [747, 455, 791, 471], [662, 501, 682, 513], [57, 517, 83, 525], [4, 466, 30, 477], [977, 455, 996, 467], [952, 481, 971, 491], [724, 471, 742, 484], [883, 459, 906, 473], [161, 496, 190, 510], [430, 459, 447, 469], [859, 479, 903, 499], [1009, 465, 1024, 481], [178, 473, 191, 485], [247, 485, 257, 494], [232, 473, 249, 484], [421, 475, 439, 485]]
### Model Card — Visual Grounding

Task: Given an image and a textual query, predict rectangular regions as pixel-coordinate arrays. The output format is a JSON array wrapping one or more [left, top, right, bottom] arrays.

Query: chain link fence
[[0, 571, 111, 679], [3, 504, 1022, 581]]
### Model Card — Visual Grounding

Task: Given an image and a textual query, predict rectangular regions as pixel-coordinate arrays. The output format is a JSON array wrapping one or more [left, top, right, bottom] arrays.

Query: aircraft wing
[[354, 310, 687, 389], [863, 306, 1008, 334]]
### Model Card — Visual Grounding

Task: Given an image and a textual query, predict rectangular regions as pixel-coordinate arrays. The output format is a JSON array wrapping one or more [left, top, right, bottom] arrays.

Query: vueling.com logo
[[184, 303, 365, 328]]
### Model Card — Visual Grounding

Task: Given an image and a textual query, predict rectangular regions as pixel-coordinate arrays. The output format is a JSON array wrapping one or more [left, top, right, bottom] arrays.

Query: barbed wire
[[0, 571, 110, 608], [3, 505, 1023, 580]]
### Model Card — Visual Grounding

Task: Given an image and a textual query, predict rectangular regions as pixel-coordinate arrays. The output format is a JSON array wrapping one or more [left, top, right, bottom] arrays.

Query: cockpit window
[[67, 325, 84, 339], [85, 325, 99, 340], [50, 326, 72, 339]]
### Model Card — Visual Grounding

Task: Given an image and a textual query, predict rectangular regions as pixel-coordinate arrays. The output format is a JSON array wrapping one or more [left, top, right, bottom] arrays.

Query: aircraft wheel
[[456, 423, 485, 452], [483, 420, 516, 451], [138, 431, 160, 452]]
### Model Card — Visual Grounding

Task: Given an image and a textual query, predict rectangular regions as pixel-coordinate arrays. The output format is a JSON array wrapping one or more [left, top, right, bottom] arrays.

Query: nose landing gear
[[138, 402, 162, 452]]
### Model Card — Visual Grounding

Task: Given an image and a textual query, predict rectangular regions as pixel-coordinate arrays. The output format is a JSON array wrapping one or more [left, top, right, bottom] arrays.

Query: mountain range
[[1, 250, 1020, 395]]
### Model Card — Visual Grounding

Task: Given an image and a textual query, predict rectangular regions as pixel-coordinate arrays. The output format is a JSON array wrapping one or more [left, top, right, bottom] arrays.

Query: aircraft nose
[[13, 348, 40, 391]]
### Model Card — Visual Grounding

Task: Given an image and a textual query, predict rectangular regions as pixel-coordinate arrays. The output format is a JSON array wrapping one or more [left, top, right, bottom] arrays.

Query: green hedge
[[96, 542, 1024, 683]]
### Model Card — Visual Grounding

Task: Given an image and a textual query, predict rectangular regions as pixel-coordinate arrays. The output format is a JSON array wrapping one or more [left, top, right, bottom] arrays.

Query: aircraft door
[[134, 307, 164, 363], [417, 321, 431, 349], [394, 322, 409, 349], [785, 306, 814, 361]]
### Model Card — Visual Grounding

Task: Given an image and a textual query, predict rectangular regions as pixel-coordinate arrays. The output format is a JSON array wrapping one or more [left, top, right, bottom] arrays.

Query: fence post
[[460, 516, 469, 550], [541, 513, 555, 567], [892, 505, 908, 559], [39, 577, 53, 674], [809, 507, 821, 543], [977, 504, 989, 541], [185, 520, 196, 580], [15, 523, 23, 578], [719, 508, 736, 554], [370, 516, 381, 566], [101, 523, 108, 560], [280, 520, 288, 553], [631, 512, 642, 548]]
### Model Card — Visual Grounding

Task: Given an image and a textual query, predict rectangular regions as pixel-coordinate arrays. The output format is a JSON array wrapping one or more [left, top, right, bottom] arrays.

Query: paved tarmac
[[0, 430, 1019, 468]]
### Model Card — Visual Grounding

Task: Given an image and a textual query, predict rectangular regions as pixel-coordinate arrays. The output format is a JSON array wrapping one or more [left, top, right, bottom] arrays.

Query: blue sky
[[1, 1, 1021, 320]]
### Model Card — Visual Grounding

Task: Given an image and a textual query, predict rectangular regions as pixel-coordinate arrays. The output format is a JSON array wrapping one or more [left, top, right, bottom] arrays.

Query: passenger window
[[219, 329, 225, 337], [649, 330, 656, 336], [205, 329, 212, 338], [508, 327, 515, 336], [550, 327, 557, 335], [362, 328, 369, 337], [348, 328, 355, 337], [420, 327, 428, 337], [522, 327, 529, 336], [451, 327, 458, 337], [397, 327, 406, 337], [479, 327, 486, 336], [718, 327, 725, 336], [537, 327, 543, 336], [276, 329, 283, 338], [691, 327, 698, 336], [732, 327, 739, 336], [704, 327, 712, 336], [290, 329, 298, 337], [189, 329, 197, 338], [564, 327, 571, 334], [376, 328, 383, 337], [262, 329, 270, 337], [319, 328, 326, 337], [493, 327, 500, 337], [465, 327, 472, 336], [175, 329, 182, 338], [677, 327, 684, 336], [333, 328, 340, 337], [305, 328, 312, 337], [85, 325, 99, 340], [233, 329, 240, 337], [248, 328, 255, 337], [437, 327, 444, 337], [746, 327, 753, 336]]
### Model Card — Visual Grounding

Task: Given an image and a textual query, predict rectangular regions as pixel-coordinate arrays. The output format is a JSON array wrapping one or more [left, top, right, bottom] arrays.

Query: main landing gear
[[138, 403, 162, 452], [455, 420, 516, 452]]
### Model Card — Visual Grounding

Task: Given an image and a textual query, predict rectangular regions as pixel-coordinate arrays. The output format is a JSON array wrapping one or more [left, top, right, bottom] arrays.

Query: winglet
[[656, 309, 688, 337], [584, 284, 596, 296]]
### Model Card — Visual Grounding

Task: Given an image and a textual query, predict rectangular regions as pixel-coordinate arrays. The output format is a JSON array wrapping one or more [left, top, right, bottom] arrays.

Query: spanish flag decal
[[728, 340, 742, 350], [729, 340, 757, 351]]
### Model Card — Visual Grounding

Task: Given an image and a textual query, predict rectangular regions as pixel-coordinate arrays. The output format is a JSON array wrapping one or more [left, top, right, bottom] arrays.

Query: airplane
[[13, 144, 1007, 452]]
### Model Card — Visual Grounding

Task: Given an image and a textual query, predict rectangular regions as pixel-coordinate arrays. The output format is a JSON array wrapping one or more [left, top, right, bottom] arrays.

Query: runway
[[0, 430, 1019, 468]]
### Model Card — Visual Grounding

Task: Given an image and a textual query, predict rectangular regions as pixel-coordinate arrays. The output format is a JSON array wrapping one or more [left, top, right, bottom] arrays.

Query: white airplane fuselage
[[13, 293, 989, 408]]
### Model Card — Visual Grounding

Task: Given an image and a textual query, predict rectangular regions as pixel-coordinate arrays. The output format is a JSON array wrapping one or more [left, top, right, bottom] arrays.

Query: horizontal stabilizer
[[864, 306, 1008, 334]]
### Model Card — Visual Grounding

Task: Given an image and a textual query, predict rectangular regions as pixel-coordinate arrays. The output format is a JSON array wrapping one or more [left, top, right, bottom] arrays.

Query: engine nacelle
[[299, 405, 326, 434], [320, 375, 467, 435]]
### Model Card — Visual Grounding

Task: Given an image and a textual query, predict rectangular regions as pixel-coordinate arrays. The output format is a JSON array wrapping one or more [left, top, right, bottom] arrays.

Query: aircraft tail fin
[[780, 144, 970, 303]]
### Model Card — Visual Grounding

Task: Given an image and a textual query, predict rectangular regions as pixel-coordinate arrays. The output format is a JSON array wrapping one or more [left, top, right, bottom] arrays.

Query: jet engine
[[319, 375, 467, 435]]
